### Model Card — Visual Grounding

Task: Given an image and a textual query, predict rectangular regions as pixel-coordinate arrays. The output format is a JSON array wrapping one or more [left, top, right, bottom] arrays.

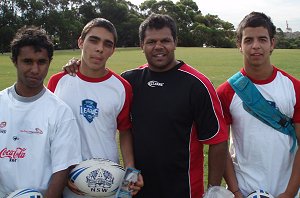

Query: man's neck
[[244, 63, 273, 81]]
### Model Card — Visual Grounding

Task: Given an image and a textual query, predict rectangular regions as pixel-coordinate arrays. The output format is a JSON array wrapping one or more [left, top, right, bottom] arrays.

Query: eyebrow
[[88, 35, 101, 41], [88, 35, 114, 45]]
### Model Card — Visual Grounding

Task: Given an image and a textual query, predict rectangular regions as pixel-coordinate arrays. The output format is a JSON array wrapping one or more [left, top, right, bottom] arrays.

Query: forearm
[[224, 151, 242, 196], [207, 141, 228, 186], [284, 149, 300, 197], [119, 129, 135, 167], [45, 168, 69, 198], [284, 123, 300, 196]]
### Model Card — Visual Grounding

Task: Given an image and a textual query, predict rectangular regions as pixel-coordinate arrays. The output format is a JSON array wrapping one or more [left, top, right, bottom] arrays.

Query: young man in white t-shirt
[[217, 12, 300, 197], [0, 26, 82, 197], [47, 18, 143, 197]]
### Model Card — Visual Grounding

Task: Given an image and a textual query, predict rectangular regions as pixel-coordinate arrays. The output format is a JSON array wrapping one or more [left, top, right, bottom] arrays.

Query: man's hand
[[129, 173, 144, 196], [67, 179, 86, 195], [62, 57, 80, 76]]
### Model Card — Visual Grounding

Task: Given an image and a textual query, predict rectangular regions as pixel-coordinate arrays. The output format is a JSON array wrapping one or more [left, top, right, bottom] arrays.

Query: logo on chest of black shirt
[[147, 80, 164, 88]]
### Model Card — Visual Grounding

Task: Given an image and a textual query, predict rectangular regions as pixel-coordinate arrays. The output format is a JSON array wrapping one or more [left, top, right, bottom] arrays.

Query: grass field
[[1, 47, 300, 187], [1, 47, 300, 91]]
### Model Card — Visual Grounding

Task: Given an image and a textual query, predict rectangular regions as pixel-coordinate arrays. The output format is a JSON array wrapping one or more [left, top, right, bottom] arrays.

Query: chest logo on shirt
[[0, 121, 6, 128], [147, 80, 164, 88], [20, 128, 43, 135], [0, 121, 7, 134], [80, 99, 99, 123], [0, 147, 26, 162]]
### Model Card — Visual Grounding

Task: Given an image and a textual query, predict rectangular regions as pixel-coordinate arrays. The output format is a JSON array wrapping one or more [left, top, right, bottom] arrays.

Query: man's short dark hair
[[236, 12, 276, 45], [80, 18, 118, 47], [139, 13, 177, 43]]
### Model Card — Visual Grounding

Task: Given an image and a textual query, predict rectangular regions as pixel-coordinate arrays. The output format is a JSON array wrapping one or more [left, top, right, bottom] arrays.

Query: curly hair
[[11, 26, 53, 62]]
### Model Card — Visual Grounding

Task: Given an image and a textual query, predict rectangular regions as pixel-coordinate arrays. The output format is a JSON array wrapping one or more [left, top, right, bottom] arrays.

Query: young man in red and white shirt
[[48, 18, 143, 198], [217, 12, 300, 197]]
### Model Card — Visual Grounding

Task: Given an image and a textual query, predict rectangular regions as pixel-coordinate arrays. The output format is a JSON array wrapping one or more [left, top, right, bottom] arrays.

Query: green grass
[[1, 47, 300, 188], [2, 48, 299, 91]]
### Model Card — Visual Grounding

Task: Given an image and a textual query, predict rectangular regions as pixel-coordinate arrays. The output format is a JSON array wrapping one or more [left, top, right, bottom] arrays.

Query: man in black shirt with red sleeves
[[121, 13, 228, 198]]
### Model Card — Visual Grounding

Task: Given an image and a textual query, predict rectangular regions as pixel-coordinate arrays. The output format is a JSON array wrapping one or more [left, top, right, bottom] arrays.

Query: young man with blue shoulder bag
[[217, 12, 300, 198]]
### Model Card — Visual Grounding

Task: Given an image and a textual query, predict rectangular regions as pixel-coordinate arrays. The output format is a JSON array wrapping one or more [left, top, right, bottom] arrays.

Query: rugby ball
[[7, 188, 43, 198], [247, 189, 274, 198], [69, 158, 125, 197]]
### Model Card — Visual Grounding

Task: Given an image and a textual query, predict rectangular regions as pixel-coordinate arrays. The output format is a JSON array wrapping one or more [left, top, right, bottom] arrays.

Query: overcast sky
[[130, 0, 300, 32]]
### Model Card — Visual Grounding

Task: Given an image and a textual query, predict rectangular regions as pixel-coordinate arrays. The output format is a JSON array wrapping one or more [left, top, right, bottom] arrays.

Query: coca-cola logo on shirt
[[0, 148, 26, 162]]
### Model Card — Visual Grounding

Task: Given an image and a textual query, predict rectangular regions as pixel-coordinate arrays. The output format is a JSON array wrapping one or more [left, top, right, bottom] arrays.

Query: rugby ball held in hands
[[7, 188, 43, 198], [247, 189, 274, 198], [69, 158, 125, 197]]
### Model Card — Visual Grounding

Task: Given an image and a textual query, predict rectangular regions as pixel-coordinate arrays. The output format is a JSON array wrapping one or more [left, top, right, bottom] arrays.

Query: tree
[[3, 0, 297, 50], [0, 0, 21, 52]]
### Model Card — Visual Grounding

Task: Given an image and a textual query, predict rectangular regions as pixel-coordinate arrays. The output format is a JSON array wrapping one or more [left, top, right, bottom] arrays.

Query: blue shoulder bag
[[228, 72, 297, 152]]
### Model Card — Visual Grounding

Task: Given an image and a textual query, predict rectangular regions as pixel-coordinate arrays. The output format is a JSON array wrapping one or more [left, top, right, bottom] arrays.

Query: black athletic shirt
[[121, 61, 227, 198]]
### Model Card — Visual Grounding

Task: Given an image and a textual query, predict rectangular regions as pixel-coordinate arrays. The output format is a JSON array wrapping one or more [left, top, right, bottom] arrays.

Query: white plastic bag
[[203, 186, 234, 198]]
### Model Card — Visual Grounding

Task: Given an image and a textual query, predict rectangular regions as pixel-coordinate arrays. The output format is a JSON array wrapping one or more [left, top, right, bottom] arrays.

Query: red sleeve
[[180, 64, 228, 144], [216, 81, 235, 125], [293, 81, 300, 123], [112, 72, 133, 131], [47, 71, 67, 93], [277, 67, 300, 123]]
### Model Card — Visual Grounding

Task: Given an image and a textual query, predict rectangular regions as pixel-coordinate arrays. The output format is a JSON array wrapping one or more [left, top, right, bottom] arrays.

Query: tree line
[[1, 0, 299, 52]]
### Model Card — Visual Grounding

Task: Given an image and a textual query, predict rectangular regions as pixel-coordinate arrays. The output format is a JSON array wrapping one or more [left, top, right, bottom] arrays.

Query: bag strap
[[228, 72, 297, 152]]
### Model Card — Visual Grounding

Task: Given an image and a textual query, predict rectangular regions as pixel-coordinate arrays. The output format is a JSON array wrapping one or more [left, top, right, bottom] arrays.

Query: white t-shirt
[[0, 85, 82, 195], [48, 69, 132, 198], [217, 67, 300, 197]]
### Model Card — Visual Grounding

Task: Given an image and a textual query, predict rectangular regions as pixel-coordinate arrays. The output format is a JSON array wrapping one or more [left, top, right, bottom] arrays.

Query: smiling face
[[14, 46, 50, 97], [78, 26, 115, 78], [141, 27, 178, 72], [239, 26, 275, 69]]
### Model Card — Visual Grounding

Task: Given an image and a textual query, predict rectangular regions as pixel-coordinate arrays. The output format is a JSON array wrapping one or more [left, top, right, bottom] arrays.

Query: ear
[[270, 37, 275, 52], [78, 37, 83, 49], [109, 47, 116, 57], [140, 42, 144, 53], [13, 62, 17, 68], [237, 44, 242, 53]]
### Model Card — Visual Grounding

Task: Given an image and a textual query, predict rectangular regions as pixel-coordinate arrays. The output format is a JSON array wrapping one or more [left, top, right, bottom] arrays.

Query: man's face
[[14, 46, 50, 96], [141, 27, 177, 72], [78, 27, 115, 77], [239, 26, 275, 68]]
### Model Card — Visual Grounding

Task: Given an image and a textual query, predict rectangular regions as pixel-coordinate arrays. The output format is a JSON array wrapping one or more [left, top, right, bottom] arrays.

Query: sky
[[129, 0, 300, 32]]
